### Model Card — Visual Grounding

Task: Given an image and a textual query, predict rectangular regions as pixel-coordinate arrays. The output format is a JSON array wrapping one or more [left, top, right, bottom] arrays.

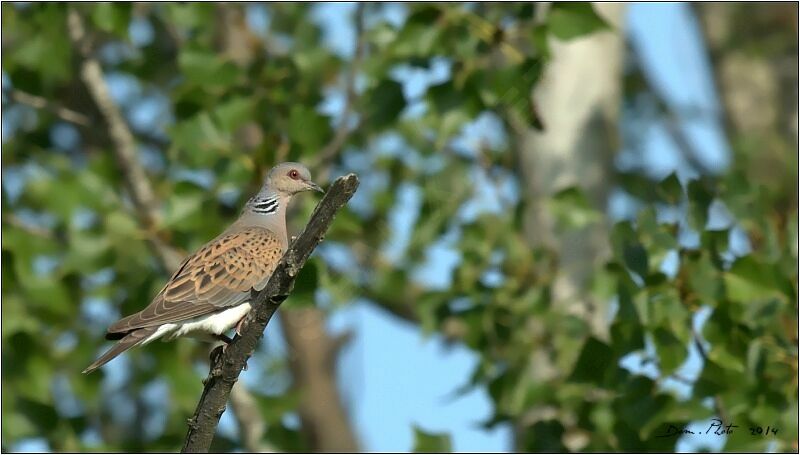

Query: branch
[[691, 325, 728, 423], [182, 174, 360, 453], [4, 214, 55, 239], [6, 89, 91, 126], [627, 39, 717, 176], [312, 3, 366, 179], [67, 8, 162, 233]]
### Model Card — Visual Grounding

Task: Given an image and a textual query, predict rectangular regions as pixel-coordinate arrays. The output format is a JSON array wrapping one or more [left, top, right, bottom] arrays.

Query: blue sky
[[7, 3, 740, 453]]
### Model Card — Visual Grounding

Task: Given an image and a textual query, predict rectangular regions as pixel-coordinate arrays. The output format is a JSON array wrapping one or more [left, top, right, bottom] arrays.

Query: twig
[[627, 39, 717, 176], [181, 174, 359, 453], [5, 214, 54, 239], [67, 8, 161, 232], [6, 89, 91, 126], [691, 325, 728, 422], [312, 3, 366, 179]]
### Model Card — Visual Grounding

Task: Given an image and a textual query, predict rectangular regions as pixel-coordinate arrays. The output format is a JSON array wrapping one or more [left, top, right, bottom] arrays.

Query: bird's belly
[[145, 302, 253, 343]]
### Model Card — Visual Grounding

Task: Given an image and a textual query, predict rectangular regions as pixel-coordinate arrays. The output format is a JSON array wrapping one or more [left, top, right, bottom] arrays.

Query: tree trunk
[[519, 2, 625, 343], [280, 309, 360, 452], [513, 3, 626, 449], [694, 3, 798, 209]]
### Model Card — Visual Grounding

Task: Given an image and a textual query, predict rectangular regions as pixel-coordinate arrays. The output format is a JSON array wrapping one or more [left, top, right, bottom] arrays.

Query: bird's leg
[[218, 328, 249, 370], [215, 333, 233, 346], [235, 316, 247, 336]]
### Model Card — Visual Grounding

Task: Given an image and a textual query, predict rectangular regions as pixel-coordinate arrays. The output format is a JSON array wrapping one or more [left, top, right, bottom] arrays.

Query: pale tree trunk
[[513, 3, 626, 449], [519, 3, 625, 346]]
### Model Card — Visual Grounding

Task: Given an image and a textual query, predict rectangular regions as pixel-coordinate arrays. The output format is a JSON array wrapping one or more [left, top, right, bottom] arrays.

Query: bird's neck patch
[[250, 195, 279, 214]]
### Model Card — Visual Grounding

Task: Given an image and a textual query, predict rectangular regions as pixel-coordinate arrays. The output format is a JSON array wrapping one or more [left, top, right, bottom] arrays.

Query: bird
[[83, 162, 323, 374]]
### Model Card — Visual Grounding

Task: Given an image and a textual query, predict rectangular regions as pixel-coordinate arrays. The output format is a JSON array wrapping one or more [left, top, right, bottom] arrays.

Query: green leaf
[[655, 173, 683, 205], [178, 50, 239, 88], [623, 243, 648, 279], [162, 189, 204, 230], [289, 105, 331, 151], [687, 180, 714, 230], [547, 3, 610, 41], [723, 256, 790, 303], [684, 251, 723, 303], [412, 425, 452, 452], [393, 7, 442, 57], [291, 260, 319, 306], [549, 186, 602, 230], [213, 97, 255, 132], [652, 328, 686, 375], [170, 112, 229, 163], [569, 337, 613, 384], [365, 79, 406, 129], [164, 3, 215, 31], [91, 3, 131, 37], [519, 420, 566, 451]]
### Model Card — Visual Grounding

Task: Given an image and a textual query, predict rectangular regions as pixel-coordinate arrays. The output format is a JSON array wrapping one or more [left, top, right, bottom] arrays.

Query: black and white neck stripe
[[250, 196, 279, 214]]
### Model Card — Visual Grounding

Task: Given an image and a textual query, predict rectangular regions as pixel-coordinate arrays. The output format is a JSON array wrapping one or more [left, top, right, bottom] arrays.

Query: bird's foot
[[235, 317, 246, 337], [208, 345, 225, 371], [215, 331, 248, 371], [215, 333, 233, 348]]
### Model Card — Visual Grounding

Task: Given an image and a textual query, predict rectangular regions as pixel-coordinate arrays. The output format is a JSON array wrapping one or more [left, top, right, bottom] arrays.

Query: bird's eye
[[288, 170, 300, 180]]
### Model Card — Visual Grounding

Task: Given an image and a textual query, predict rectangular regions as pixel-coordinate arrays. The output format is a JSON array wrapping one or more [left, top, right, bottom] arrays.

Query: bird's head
[[266, 162, 323, 195]]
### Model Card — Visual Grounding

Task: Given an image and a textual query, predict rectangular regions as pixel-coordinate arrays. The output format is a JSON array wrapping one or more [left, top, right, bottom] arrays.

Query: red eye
[[288, 170, 300, 180]]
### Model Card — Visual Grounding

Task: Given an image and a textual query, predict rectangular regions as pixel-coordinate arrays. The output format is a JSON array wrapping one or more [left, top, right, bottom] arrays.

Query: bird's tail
[[83, 327, 158, 374]]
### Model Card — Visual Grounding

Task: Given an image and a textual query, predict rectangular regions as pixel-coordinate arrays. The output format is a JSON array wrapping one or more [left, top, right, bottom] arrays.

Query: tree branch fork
[[181, 173, 359, 453]]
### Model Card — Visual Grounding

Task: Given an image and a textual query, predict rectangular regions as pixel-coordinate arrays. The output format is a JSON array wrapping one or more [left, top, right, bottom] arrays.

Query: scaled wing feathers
[[107, 227, 284, 336]]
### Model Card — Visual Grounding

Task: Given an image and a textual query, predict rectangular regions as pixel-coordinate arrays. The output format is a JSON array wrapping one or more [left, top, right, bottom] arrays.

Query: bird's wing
[[106, 227, 284, 336]]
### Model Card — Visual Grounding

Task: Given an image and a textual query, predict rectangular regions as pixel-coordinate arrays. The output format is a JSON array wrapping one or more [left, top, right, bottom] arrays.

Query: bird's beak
[[306, 181, 324, 193]]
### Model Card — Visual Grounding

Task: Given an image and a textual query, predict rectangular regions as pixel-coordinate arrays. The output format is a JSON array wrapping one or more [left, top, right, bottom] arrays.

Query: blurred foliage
[[1, 2, 797, 453], [412, 425, 452, 453]]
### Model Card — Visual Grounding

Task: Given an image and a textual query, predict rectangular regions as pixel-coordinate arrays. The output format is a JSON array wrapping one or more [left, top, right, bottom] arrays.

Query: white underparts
[[140, 302, 253, 345]]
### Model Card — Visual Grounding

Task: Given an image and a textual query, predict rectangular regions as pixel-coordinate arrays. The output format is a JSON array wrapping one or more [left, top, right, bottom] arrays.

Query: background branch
[[5, 89, 91, 126], [182, 174, 360, 453], [229, 383, 276, 453], [627, 40, 716, 176], [312, 2, 366, 181], [67, 9, 163, 237]]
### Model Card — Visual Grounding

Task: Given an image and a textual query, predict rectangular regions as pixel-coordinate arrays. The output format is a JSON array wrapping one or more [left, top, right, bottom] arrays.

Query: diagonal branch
[[691, 325, 729, 423], [182, 174, 359, 453], [67, 9, 164, 236], [6, 89, 91, 126], [627, 38, 717, 176], [312, 3, 366, 180]]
